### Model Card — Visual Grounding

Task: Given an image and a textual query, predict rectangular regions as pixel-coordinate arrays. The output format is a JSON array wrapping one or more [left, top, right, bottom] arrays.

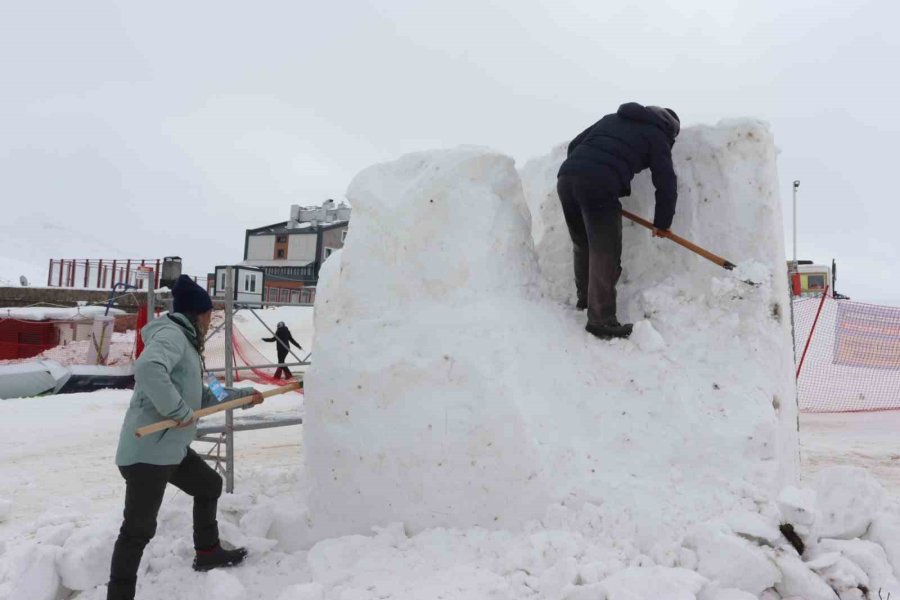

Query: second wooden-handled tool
[[621, 209, 758, 286]]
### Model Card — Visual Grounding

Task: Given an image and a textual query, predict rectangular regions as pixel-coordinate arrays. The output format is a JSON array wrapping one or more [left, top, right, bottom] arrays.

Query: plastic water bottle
[[207, 374, 229, 403]]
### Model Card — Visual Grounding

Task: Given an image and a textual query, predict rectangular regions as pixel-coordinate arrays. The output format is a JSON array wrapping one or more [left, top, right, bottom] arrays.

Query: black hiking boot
[[106, 577, 136, 600], [193, 544, 248, 572], [585, 320, 633, 340], [575, 299, 587, 311]]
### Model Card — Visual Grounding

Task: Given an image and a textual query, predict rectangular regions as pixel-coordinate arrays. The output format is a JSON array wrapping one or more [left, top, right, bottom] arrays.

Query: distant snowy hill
[[0, 213, 137, 287], [0, 256, 43, 287]]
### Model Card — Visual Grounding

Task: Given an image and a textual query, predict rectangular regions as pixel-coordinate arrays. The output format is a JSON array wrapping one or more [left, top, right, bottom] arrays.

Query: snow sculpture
[[305, 123, 797, 551]]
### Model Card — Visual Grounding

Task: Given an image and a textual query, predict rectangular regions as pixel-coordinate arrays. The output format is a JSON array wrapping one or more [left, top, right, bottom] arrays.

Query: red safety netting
[[795, 296, 900, 412], [204, 323, 301, 386], [0, 315, 138, 363]]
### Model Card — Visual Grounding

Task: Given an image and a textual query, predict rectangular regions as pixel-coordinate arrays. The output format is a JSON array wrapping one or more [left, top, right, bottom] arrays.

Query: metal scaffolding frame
[[148, 266, 309, 493]]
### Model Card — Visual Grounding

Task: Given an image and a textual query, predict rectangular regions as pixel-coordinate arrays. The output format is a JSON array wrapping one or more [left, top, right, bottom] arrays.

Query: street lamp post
[[792, 180, 800, 271]]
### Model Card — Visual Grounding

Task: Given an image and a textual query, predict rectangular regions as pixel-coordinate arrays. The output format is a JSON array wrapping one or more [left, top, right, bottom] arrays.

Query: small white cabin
[[213, 266, 265, 303]]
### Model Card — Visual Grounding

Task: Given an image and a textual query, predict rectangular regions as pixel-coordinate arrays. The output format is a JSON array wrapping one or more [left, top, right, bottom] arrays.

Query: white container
[[85, 315, 115, 365]]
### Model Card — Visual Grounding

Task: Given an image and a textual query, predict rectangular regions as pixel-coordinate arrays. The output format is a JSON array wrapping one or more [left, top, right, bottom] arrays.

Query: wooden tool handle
[[135, 382, 301, 438], [620, 209, 736, 270]]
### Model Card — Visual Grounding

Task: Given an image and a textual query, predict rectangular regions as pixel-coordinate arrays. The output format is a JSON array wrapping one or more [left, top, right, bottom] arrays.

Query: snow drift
[[305, 121, 797, 551]]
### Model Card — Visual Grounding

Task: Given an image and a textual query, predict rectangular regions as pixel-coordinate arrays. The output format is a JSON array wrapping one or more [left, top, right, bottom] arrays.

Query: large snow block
[[521, 120, 798, 486], [306, 127, 797, 548]]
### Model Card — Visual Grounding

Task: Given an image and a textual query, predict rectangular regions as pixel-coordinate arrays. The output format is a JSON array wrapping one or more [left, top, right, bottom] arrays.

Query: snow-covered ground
[[800, 412, 900, 494], [0, 389, 898, 599]]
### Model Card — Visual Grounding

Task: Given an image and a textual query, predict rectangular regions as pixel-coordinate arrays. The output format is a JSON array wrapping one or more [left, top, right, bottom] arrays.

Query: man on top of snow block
[[557, 102, 680, 340]]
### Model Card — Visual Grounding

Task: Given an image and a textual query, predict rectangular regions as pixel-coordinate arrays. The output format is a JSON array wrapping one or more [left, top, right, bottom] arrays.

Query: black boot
[[193, 544, 248, 572], [585, 320, 633, 340], [107, 577, 136, 600], [575, 299, 587, 311]]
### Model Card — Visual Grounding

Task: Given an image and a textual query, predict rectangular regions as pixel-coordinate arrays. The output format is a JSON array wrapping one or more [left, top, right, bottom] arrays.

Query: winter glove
[[224, 386, 264, 409]]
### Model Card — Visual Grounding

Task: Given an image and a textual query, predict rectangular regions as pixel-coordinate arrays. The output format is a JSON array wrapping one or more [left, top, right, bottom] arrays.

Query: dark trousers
[[108, 449, 222, 598], [274, 350, 292, 379], [557, 173, 623, 327]]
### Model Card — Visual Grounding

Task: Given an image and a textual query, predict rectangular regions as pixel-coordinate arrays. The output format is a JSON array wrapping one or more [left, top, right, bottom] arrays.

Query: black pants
[[108, 449, 222, 598], [557, 173, 623, 327], [274, 350, 292, 379]]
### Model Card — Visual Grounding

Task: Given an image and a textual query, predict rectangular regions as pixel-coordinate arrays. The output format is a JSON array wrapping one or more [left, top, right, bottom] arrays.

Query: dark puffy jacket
[[263, 326, 302, 356], [558, 102, 679, 229]]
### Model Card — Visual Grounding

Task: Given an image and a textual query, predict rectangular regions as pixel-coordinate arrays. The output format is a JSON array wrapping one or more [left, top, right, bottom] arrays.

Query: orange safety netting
[[204, 323, 302, 387], [795, 296, 900, 412]]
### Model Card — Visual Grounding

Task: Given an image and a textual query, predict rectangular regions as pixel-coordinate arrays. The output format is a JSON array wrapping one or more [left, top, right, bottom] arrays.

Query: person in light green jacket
[[107, 276, 261, 600]]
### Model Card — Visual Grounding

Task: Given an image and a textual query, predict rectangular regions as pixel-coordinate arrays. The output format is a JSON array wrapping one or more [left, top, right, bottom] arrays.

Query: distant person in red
[[262, 321, 303, 379]]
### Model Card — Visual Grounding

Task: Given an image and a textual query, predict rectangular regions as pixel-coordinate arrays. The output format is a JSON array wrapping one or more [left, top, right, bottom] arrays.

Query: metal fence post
[[146, 270, 156, 322], [224, 266, 235, 493]]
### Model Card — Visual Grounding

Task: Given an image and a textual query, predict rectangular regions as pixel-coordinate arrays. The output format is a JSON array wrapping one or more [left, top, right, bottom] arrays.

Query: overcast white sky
[[1, 0, 898, 302]]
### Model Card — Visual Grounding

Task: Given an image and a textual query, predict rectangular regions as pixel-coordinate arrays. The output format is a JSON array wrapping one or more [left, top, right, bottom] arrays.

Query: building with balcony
[[237, 200, 350, 304]]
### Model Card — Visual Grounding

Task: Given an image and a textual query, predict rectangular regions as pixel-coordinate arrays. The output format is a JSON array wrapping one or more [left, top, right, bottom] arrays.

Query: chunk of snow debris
[[724, 510, 782, 545], [239, 503, 276, 538], [205, 570, 246, 600], [813, 466, 885, 539], [598, 566, 708, 600], [307, 535, 379, 588], [810, 538, 899, 593], [277, 583, 324, 600], [866, 511, 900, 579], [34, 521, 76, 546], [683, 521, 780, 595], [773, 550, 841, 600], [630, 319, 666, 351], [59, 523, 117, 590], [733, 261, 771, 286], [778, 485, 817, 534], [539, 556, 579, 600], [811, 555, 869, 595], [562, 584, 606, 600], [805, 551, 843, 570], [698, 585, 759, 600], [269, 505, 315, 553], [4, 543, 62, 600]]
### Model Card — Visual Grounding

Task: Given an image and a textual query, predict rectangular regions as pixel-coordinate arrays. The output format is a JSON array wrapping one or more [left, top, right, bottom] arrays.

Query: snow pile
[[0, 305, 126, 321], [3, 464, 899, 600], [0, 466, 311, 600], [305, 127, 797, 549], [0, 388, 899, 598]]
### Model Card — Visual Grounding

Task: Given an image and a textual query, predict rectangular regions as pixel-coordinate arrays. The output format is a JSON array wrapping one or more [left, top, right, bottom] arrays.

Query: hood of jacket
[[140, 312, 197, 346], [617, 102, 680, 140]]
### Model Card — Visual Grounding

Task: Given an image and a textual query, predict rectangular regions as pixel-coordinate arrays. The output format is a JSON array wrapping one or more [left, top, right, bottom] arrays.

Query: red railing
[[46, 259, 200, 290]]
